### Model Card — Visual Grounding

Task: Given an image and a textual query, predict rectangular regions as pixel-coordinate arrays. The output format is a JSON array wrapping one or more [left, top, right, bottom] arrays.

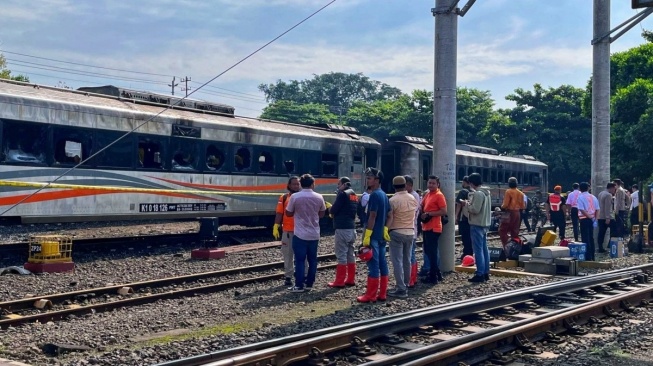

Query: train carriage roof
[[0, 80, 379, 147], [384, 136, 547, 167]]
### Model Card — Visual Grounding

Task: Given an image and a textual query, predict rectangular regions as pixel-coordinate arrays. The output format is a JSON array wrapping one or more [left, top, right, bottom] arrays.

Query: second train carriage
[[381, 136, 548, 206], [0, 80, 381, 224]]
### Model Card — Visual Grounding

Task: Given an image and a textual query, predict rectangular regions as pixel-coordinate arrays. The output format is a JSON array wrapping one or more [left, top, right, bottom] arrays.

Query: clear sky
[[1, 0, 651, 117]]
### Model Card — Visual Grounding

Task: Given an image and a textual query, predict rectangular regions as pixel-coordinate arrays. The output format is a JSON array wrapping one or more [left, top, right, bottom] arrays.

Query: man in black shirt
[[328, 177, 358, 288], [455, 176, 472, 261]]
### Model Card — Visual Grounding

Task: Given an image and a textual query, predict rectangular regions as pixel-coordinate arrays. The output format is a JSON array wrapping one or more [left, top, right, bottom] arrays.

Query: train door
[[381, 148, 397, 193], [352, 152, 364, 193], [420, 153, 432, 192]]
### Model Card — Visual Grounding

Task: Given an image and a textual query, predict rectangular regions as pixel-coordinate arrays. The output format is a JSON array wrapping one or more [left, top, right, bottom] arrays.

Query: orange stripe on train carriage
[[0, 189, 218, 206], [150, 177, 340, 191]]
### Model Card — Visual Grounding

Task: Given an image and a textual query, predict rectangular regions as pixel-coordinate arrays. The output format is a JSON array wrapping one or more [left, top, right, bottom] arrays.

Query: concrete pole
[[433, 0, 457, 273], [592, 0, 610, 192]]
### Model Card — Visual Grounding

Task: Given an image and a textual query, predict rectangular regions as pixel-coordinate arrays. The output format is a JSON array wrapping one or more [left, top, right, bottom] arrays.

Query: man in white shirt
[[630, 184, 640, 227]]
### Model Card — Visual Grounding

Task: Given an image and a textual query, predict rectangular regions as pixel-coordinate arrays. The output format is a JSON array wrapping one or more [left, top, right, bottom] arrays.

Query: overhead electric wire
[[1, 0, 338, 216]]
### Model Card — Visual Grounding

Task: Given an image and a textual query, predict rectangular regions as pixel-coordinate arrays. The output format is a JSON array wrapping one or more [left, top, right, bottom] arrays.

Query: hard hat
[[461, 255, 475, 267], [358, 245, 373, 262]]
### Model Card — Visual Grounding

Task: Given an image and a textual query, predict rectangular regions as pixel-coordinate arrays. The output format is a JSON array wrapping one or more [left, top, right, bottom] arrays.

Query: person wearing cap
[[404, 175, 421, 287], [385, 176, 418, 298], [565, 183, 581, 241], [357, 167, 391, 303], [327, 177, 359, 288], [545, 185, 567, 240], [466, 172, 492, 282]]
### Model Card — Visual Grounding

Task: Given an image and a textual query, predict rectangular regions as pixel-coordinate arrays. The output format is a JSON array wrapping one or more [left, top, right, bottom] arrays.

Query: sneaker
[[468, 275, 485, 283], [387, 289, 408, 298], [284, 277, 293, 286], [288, 286, 305, 293]]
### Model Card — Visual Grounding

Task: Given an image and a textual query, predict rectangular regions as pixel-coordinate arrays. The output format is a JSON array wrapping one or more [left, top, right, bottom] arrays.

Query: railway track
[[152, 264, 653, 366], [0, 253, 340, 329]]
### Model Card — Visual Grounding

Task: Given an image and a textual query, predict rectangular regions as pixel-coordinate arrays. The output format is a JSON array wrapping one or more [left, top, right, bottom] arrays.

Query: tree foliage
[[485, 84, 591, 190], [0, 53, 29, 82], [259, 72, 402, 108]]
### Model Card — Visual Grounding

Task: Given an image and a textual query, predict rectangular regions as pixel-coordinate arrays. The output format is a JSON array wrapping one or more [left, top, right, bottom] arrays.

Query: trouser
[[281, 231, 295, 278], [521, 210, 531, 231], [389, 231, 413, 291], [470, 225, 490, 276], [410, 238, 417, 264], [570, 207, 579, 241], [366, 239, 389, 278], [551, 212, 566, 240], [616, 210, 627, 237], [459, 219, 473, 259], [422, 230, 441, 281], [334, 229, 356, 264], [580, 218, 595, 261], [631, 208, 640, 227], [292, 236, 319, 288], [499, 210, 521, 246], [597, 219, 615, 251]]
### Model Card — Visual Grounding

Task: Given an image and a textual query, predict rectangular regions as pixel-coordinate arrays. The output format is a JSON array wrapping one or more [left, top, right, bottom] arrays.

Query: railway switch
[[191, 217, 226, 260]]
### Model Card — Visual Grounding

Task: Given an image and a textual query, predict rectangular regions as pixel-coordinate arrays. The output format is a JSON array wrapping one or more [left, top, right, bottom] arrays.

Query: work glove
[[362, 229, 373, 247], [325, 201, 332, 209], [383, 226, 391, 241], [272, 223, 281, 240]]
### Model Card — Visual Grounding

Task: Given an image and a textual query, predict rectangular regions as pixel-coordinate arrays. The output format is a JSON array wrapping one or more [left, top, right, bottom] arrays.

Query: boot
[[345, 262, 356, 286], [328, 264, 347, 288], [356, 277, 379, 303], [408, 263, 418, 288], [377, 275, 389, 302]]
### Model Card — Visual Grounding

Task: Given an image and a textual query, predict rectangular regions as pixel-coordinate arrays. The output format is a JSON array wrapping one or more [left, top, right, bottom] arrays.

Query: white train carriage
[[381, 136, 548, 206], [0, 80, 380, 224]]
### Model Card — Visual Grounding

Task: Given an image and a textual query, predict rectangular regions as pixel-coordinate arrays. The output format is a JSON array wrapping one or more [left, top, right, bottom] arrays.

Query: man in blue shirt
[[357, 167, 391, 303]]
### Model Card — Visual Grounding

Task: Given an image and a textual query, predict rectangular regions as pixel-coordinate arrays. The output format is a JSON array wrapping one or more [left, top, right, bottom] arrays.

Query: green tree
[[0, 53, 30, 82], [259, 72, 403, 108], [485, 84, 591, 189], [456, 87, 504, 146], [259, 100, 339, 124]]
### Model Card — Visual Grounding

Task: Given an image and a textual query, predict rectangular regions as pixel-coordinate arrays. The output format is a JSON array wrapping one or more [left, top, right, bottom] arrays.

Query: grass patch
[[140, 323, 251, 346]]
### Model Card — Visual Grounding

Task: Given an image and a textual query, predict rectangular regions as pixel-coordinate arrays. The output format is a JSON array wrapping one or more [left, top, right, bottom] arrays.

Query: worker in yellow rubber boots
[[357, 167, 391, 303], [273, 176, 300, 287]]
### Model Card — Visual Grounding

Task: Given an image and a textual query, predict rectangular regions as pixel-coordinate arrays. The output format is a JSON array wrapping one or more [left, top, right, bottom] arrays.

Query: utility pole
[[591, 0, 610, 193], [180, 76, 192, 97], [432, 0, 458, 273], [168, 76, 179, 96]]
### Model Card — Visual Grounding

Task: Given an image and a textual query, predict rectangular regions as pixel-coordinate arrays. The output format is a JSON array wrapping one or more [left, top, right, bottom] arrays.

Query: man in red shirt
[[419, 175, 447, 284]]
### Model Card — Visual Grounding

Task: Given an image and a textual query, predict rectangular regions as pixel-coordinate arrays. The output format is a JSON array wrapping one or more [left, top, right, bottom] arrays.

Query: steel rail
[[391, 285, 653, 366], [155, 264, 652, 366]]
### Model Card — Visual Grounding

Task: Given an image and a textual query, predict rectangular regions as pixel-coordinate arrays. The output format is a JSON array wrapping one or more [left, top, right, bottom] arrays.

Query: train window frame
[[137, 135, 167, 170], [491, 169, 498, 184], [321, 153, 338, 177], [0, 119, 49, 166], [170, 136, 199, 172], [300, 150, 321, 176], [234, 145, 253, 173], [457, 166, 466, 181], [205, 143, 227, 173], [94, 130, 134, 169], [256, 148, 277, 175], [282, 149, 298, 175]]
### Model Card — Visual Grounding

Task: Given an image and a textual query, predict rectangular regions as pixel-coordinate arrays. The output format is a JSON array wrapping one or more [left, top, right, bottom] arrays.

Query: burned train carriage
[[381, 136, 548, 206], [0, 80, 380, 224]]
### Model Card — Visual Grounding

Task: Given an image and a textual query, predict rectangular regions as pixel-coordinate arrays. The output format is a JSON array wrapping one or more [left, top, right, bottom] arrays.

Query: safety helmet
[[461, 255, 475, 267], [358, 245, 373, 262]]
